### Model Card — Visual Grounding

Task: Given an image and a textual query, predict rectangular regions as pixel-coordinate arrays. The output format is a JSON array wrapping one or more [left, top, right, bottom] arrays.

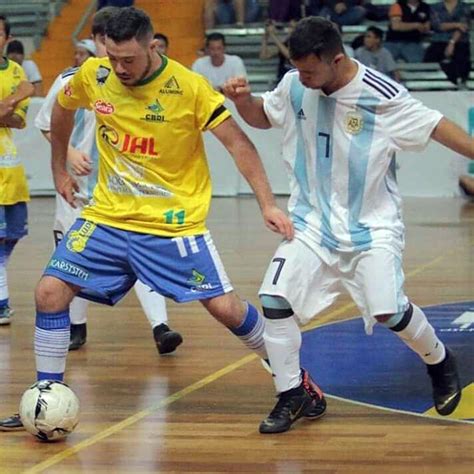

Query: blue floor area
[[301, 301, 474, 421]]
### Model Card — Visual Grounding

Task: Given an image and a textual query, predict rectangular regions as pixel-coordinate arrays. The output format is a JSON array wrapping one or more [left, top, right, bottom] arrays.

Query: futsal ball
[[19, 380, 80, 442]]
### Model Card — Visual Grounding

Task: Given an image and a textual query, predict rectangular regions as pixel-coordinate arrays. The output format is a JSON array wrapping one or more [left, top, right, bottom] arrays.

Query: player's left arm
[[0, 81, 34, 128], [431, 117, 474, 160], [211, 116, 294, 240]]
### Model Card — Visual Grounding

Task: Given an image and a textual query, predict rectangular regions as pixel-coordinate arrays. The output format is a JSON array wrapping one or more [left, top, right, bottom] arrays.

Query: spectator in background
[[73, 39, 96, 68], [204, 0, 260, 28], [259, 20, 296, 85], [6, 40, 43, 96], [319, 0, 367, 26], [192, 32, 247, 91], [424, 0, 471, 89], [97, 0, 134, 9], [268, 0, 303, 24], [385, 0, 431, 63], [154, 33, 169, 55], [355, 26, 401, 81]]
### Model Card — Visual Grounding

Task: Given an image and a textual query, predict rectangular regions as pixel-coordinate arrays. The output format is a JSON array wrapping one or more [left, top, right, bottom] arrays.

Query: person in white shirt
[[224, 16, 474, 434], [192, 32, 247, 91], [6, 39, 43, 96]]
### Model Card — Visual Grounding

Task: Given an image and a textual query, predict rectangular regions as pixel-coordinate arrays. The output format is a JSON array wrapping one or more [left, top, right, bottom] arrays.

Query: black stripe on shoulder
[[61, 66, 79, 79], [362, 77, 393, 99], [205, 104, 228, 128], [365, 69, 399, 96]]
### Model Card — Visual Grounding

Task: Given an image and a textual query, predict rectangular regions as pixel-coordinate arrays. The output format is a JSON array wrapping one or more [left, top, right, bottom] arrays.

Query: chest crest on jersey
[[344, 110, 364, 135]]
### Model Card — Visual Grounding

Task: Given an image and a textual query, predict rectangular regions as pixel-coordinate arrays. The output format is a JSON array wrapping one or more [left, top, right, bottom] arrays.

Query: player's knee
[[376, 303, 413, 330], [35, 276, 76, 313], [259, 294, 293, 319]]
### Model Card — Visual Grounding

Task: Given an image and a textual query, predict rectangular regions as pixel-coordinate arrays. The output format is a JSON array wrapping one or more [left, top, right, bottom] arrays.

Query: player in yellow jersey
[[0, 7, 328, 433], [0, 14, 34, 325]]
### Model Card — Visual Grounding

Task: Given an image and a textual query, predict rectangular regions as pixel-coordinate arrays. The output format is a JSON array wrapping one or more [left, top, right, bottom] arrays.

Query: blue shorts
[[0, 203, 28, 240], [43, 219, 233, 305]]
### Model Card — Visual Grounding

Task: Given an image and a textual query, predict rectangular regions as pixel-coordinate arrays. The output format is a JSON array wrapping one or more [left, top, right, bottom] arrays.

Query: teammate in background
[[223, 16, 473, 434], [34, 8, 183, 354], [0, 14, 35, 326], [154, 33, 169, 55], [0, 7, 326, 433]]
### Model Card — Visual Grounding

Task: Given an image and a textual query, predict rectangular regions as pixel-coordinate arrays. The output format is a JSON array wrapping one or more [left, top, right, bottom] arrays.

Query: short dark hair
[[92, 6, 119, 37], [289, 17, 344, 61], [105, 7, 153, 44], [366, 26, 384, 41], [0, 14, 10, 37], [154, 32, 169, 47], [6, 39, 24, 55], [206, 32, 225, 47]]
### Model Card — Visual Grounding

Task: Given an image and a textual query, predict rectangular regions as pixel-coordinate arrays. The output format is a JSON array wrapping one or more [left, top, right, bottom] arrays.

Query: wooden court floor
[[0, 196, 473, 473]]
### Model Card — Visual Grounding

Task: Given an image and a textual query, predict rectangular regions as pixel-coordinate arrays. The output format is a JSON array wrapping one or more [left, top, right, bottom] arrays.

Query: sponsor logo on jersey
[[94, 99, 115, 115], [66, 221, 96, 253], [96, 65, 111, 86], [98, 125, 159, 157], [344, 110, 364, 135], [141, 99, 167, 123], [297, 109, 306, 120], [64, 83, 73, 97], [159, 76, 183, 95]]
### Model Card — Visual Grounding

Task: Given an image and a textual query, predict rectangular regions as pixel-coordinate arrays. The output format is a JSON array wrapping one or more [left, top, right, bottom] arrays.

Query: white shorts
[[53, 194, 83, 246], [259, 237, 409, 333]]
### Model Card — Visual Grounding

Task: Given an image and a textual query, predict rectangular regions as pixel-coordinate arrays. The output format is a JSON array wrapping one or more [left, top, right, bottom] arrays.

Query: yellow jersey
[[57, 55, 231, 236], [0, 59, 30, 205]]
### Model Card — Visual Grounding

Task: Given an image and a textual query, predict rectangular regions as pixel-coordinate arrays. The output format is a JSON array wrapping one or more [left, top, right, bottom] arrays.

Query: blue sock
[[229, 303, 267, 359], [35, 310, 70, 381]]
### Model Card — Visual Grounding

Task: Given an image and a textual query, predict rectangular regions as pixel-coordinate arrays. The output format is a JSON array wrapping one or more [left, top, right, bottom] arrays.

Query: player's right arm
[[51, 62, 92, 206], [222, 77, 272, 129]]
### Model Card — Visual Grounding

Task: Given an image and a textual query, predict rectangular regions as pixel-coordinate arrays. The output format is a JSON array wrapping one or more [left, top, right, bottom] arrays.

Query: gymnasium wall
[[14, 91, 474, 198]]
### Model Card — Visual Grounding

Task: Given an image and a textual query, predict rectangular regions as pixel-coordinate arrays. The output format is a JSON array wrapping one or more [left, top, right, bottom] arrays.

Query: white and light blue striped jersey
[[34, 67, 99, 202], [262, 60, 443, 254]]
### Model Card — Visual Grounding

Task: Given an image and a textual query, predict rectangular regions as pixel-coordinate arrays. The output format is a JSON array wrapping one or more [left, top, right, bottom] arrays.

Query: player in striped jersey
[[224, 16, 474, 433]]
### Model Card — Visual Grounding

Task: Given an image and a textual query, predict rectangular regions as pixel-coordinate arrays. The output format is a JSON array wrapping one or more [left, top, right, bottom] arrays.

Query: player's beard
[[133, 52, 153, 86]]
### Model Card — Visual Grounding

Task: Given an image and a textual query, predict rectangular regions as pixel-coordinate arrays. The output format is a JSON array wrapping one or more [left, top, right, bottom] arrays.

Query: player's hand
[[68, 148, 93, 176], [54, 170, 80, 208], [0, 100, 14, 119], [222, 76, 252, 105], [262, 206, 294, 241], [444, 42, 455, 58]]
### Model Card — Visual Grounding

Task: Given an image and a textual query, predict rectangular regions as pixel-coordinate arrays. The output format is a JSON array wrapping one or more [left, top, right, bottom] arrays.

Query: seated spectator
[[154, 33, 169, 56], [385, 0, 431, 63], [6, 40, 43, 96], [204, 0, 260, 28], [97, 0, 134, 9], [73, 39, 96, 68], [319, 0, 367, 26], [259, 20, 296, 85], [192, 32, 247, 91], [424, 0, 471, 89], [268, 0, 303, 23], [355, 26, 401, 81]]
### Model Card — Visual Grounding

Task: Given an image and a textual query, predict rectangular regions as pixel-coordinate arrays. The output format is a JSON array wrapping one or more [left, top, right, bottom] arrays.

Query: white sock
[[69, 297, 89, 325], [0, 262, 8, 303], [394, 304, 446, 365], [264, 316, 302, 393], [134, 279, 167, 328]]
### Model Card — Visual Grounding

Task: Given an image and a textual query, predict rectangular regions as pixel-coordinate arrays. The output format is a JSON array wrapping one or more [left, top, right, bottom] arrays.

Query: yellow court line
[[24, 245, 471, 473]]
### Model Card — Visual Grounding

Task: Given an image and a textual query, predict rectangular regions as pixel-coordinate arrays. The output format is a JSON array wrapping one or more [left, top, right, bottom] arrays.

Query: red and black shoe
[[301, 368, 327, 419]]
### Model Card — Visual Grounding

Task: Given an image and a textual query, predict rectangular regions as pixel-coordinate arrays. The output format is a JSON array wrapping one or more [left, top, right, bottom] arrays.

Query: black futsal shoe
[[0, 414, 24, 431], [69, 323, 87, 351], [301, 369, 327, 419], [259, 384, 315, 434], [153, 323, 183, 355], [427, 348, 462, 416]]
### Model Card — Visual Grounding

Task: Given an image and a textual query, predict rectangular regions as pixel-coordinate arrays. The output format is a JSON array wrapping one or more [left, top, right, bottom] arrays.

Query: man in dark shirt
[[385, 0, 431, 62]]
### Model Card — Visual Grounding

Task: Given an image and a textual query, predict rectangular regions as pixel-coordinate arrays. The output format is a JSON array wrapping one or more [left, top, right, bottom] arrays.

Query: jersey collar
[[135, 54, 168, 86], [0, 57, 9, 70]]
